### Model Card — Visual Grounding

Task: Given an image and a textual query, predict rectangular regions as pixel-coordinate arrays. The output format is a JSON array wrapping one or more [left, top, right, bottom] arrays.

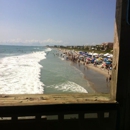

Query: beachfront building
[[101, 42, 113, 50]]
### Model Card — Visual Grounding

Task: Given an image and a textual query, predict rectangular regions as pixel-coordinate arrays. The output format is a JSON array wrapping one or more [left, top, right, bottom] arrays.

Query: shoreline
[[72, 61, 110, 93], [80, 60, 111, 77], [59, 49, 110, 93]]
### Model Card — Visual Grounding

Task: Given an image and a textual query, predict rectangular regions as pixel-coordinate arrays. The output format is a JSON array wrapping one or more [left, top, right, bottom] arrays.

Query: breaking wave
[[0, 51, 46, 94], [46, 81, 88, 93]]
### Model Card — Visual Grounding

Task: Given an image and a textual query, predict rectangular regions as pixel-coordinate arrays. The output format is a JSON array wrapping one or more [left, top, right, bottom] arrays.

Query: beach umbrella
[[107, 54, 113, 58], [95, 55, 99, 58], [84, 53, 88, 56], [108, 59, 112, 62], [104, 53, 110, 56], [93, 53, 98, 56], [88, 52, 93, 55], [109, 54, 113, 57]]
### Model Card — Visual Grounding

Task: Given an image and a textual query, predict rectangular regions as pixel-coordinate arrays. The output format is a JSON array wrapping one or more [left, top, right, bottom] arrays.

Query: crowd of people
[[60, 50, 113, 81]]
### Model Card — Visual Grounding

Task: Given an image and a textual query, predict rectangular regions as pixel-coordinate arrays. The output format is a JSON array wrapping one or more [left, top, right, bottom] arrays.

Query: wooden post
[[115, 0, 130, 129], [111, 0, 121, 100]]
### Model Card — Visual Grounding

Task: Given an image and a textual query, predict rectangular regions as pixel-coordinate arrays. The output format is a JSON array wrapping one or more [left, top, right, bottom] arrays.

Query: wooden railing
[[0, 94, 118, 130]]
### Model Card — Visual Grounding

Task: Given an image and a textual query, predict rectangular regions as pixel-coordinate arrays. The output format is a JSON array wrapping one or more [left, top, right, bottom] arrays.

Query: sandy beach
[[59, 49, 111, 93]]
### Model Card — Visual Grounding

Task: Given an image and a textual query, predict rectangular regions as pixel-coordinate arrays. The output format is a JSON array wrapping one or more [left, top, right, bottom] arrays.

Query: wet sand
[[71, 62, 110, 94], [58, 49, 110, 93]]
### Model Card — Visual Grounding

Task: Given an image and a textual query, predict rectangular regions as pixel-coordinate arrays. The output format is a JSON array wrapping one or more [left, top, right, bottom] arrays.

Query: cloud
[[42, 39, 63, 44], [84, 42, 100, 46], [0, 38, 63, 45]]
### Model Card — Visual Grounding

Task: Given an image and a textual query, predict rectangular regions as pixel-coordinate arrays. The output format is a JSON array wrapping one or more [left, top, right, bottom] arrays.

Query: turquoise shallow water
[[40, 49, 94, 94], [0, 45, 96, 94]]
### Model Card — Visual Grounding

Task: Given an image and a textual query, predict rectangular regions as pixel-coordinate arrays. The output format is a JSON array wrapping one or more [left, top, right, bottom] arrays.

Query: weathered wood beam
[[0, 94, 115, 106], [115, 0, 130, 130]]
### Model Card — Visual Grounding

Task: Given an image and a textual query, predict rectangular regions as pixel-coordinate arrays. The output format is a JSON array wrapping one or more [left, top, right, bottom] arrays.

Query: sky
[[0, 0, 116, 46]]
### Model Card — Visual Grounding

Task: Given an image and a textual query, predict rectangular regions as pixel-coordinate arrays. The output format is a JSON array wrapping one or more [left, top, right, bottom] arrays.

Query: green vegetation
[[53, 46, 113, 54]]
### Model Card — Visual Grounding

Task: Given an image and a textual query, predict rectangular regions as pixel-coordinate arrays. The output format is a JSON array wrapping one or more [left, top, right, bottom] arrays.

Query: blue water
[[0, 45, 45, 58], [0, 45, 93, 94]]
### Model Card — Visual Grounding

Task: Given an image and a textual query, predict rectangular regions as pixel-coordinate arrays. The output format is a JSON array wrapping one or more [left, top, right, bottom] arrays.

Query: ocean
[[0, 45, 95, 94]]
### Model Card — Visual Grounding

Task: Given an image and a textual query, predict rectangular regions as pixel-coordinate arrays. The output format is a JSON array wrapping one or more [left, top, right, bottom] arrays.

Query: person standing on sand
[[86, 65, 89, 70], [77, 59, 80, 67], [106, 76, 108, 82], [106, 74, 111, 82], [109, 75, 111, 81]]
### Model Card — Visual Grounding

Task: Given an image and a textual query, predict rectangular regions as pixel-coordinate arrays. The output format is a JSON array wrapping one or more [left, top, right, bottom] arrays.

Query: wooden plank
[[0, 94, 116, 106]]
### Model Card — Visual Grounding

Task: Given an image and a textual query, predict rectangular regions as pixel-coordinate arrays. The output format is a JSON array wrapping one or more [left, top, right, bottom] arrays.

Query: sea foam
[[45, 48, 52, 52], [46, 81, 88, 93], [0, 51, 47, 94]]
